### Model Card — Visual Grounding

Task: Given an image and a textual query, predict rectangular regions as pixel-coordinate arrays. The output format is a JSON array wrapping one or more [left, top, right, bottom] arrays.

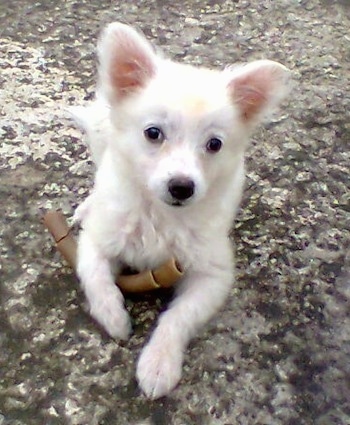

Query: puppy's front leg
[[77, 230, 131, 340], [137, 251, 234, 399]]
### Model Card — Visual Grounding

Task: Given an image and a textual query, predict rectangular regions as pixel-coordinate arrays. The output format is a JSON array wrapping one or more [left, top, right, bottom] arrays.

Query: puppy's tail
[[66, 99, 111, 166], [67, 105, 92, 131]]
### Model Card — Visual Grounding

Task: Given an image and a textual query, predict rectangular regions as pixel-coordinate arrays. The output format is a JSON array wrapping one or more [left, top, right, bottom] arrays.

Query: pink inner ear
[[235, 84, 267, 121], [110, 45, 156, 99], [229, 69, 274, 122]]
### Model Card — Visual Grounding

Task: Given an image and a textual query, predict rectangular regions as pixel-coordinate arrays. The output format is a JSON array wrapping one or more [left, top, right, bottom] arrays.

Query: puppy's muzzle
[[168, 177, 195, 205]]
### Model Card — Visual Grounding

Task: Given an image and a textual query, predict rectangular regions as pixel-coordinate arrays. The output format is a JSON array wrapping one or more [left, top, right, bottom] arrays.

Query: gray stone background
[[0, 0, 349, 424]]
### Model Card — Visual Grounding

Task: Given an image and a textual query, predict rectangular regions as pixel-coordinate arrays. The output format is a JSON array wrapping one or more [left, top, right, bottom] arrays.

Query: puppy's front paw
[[136, 338, 183, 399], [88, 288, 131, 340]]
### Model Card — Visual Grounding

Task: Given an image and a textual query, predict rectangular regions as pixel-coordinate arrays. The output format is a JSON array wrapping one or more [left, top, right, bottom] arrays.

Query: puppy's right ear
[[97, 22, 157, 102]]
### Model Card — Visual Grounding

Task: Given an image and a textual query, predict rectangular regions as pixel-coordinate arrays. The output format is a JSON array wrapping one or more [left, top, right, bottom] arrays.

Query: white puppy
[[72, 22, 290, 399]]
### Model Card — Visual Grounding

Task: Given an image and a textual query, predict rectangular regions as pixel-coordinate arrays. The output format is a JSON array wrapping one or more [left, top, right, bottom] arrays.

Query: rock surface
[[0, 0, 349, 424]]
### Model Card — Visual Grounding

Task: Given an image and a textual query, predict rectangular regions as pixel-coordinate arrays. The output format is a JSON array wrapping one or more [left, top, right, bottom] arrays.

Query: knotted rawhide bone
[[43, 210, 183, 293]]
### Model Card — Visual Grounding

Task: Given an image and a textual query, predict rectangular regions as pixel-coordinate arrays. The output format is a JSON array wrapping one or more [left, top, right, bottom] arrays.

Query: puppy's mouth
[[162, 198, 190, 208], [170, 200, 186, 207]]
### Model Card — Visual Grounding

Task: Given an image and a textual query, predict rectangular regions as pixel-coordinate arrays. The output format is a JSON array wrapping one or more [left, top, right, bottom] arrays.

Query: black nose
[[168, 177, 195, 201]]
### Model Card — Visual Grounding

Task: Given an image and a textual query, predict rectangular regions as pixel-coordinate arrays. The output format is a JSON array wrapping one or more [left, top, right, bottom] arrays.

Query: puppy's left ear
[[97, 22, 158, 102], [227, 60, 290, 126]]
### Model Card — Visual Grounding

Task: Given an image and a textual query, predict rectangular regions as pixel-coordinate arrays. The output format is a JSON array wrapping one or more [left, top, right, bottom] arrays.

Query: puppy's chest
[[120, 213, 177, 270], [91, 201, 202, 271]]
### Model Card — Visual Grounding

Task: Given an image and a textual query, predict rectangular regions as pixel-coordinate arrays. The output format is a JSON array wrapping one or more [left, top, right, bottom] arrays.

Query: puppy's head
[[97, 23, 290, 207]]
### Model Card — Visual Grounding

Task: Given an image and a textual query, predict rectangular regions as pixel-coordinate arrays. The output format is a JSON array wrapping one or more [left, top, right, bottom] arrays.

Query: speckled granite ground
[[0, 1, 349, 424]]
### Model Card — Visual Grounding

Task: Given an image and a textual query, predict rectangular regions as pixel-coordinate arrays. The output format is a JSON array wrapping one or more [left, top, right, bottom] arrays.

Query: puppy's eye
[[144, 126, 165, 143], [206, 137, 222, 153]]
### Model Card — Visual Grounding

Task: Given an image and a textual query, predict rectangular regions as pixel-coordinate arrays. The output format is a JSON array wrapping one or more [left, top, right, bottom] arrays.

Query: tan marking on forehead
[[182, 94, 210, 115]]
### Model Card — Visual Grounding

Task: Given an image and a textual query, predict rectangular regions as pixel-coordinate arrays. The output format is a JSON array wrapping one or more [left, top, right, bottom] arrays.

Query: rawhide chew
[[43, 210, 77, 269], [118, 258, 183, 293], [43, 210, 183, 293]]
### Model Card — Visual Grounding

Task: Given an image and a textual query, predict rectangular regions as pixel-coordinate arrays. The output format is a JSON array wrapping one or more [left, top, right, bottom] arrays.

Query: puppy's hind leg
[[77, 230, 131, 340]]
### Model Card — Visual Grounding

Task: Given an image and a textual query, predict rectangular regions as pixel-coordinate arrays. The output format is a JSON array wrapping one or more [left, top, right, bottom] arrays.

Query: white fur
[[72, 22, 290, 399]]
